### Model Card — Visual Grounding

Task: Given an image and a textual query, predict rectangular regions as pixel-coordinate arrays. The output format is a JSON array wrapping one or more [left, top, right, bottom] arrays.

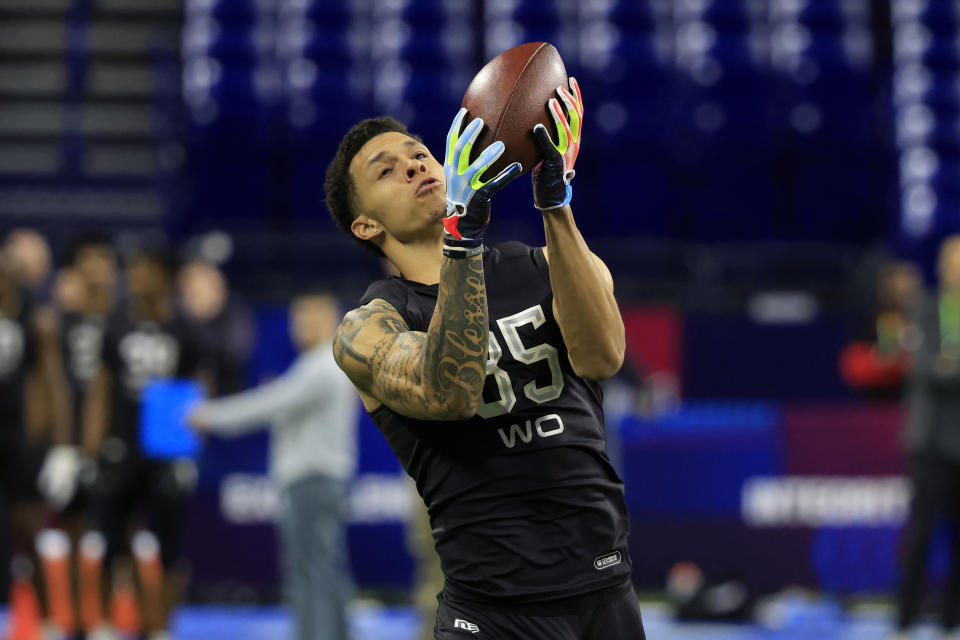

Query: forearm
[[200, 376, 307, 432], [23, 371, 47, 441], [42, 356, 73, 446], [543, 207, 625, 379], [82, 371, 111, 457], [419, 254, 489, 416]]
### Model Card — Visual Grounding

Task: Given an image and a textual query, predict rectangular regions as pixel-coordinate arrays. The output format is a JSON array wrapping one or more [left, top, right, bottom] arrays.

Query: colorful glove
[[531, 77, 583, 211], [443, 108, 522, 258]]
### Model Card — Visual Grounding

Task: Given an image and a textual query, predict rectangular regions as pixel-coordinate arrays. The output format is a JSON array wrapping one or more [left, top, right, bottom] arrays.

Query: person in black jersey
[[82, 247, 204, 640], [0, 249, 72, 593], [36, 233, 120, 520], [324, 81, 645, 639]]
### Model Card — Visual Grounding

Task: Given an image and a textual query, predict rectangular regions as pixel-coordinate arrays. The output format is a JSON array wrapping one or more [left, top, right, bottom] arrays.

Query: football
[[460, 41, 569, 177]]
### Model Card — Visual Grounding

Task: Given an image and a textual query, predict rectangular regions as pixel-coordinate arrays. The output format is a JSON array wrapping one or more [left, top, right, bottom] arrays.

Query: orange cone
[[7, 555, 42, 640], [35, 529, 75, 635], [77, 531, 106, 632], [132, 531, 164, 632]]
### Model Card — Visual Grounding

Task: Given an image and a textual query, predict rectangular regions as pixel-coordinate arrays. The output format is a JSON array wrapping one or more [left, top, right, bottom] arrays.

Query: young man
[[82, 247, 204, 640], [37, 233, 120, 513], [324, 80, 645, 638], [188, 291, 358, 640]]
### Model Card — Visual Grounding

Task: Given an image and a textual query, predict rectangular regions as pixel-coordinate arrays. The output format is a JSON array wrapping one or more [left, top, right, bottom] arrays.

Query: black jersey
[[100, 310, 201, 445], [61, 312, 107, 441], [359, 242, 632, 605], [0, 294, 35, 438]]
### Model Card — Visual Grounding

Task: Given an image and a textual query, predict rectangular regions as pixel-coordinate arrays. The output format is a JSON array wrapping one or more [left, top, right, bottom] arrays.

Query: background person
[[178, 259, 254, 396], [82, 247, 205, 640], [896, 235, 960, 636], [189, 290, 359, 640]]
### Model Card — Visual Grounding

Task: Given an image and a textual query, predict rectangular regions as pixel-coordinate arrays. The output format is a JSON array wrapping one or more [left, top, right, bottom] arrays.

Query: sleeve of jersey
[[357, 279, 414, 328]]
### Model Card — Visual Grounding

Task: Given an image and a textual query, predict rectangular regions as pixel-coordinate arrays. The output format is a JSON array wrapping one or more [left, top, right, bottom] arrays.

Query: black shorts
[[0, 436, 45, 506], [86, 438, 197, 568], [435, 584, 646, 640]]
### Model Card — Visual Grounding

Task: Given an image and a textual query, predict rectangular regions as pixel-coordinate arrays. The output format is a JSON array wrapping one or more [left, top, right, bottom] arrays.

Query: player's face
[[126, 259, 168, 299], [290, 295, 339, 350], [348, 132, 446, 244], [75, 246, 118, 289]]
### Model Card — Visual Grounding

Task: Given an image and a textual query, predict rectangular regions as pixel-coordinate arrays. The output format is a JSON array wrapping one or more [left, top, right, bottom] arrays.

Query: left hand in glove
[[531, 77, 583, 211], [37, 445, 83, 509]]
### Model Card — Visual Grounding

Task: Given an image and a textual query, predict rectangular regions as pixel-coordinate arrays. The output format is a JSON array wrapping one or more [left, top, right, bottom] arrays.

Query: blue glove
[[443, 108, 522, 258], [532, 77, 583, 211]]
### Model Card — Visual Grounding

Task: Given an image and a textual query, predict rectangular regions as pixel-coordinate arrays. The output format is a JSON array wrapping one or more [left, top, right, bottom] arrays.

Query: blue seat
[[290, 67, 370, 110], [789, 157, 884, 241], [686, 150, 777, 242], [199, 0, 257, 26], [913, 4, 960, 36], [303, 0, 355, 29], [803, 35, 866, 72], [205, 28, 261, 65], [917, 40, 960, 71], [602, 33, 667, 69], [795, 3, 847, 35], [399, 0, 472, 30], [483, 25, 566, 62], [710, 34, 757, 68], [487, 0, 564, 22], [597, 3, 656, 34], [302, 29, 360, 68], [700, 1, 750, 33], [907, 76, 960, 111], [396, 32, 472, 68]]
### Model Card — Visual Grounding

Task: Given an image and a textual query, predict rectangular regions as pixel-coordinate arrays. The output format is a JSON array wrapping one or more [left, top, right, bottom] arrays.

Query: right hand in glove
[[442, 108, 522, 257]]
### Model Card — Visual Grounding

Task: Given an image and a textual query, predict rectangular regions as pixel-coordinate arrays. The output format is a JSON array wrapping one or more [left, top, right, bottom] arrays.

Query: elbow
[[428, 388, 481, 421], [446, 393, 481, 420], [570, 343, 625, 382]]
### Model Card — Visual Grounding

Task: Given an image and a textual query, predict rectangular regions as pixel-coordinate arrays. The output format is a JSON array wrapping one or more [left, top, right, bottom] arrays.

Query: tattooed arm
[[333, 255, 488, 421]]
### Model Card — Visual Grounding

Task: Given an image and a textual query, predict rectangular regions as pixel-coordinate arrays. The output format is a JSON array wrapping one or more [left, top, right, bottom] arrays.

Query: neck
[[84, 285, 114, 316], [0, 288, 19, 317], [132, 294, 171, 323], [386, 233, 445, 285]]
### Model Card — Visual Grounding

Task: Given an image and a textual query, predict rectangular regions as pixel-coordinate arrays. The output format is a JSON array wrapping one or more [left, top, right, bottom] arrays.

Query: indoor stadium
[[0, 0, 954, 639]]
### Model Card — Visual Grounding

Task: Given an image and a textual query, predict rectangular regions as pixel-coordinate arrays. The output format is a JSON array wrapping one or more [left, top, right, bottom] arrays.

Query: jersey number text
[[476, 305, 564, 418]]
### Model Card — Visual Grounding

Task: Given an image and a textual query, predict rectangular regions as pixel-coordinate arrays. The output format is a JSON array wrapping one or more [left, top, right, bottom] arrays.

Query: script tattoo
[[332, 255, 489, 418], [428, 257, 488, 404]]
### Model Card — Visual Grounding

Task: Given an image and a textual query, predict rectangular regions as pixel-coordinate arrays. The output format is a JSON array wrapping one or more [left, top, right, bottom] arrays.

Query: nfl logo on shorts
[[454, 618, 480, 633], [594, 551, 622, 570]]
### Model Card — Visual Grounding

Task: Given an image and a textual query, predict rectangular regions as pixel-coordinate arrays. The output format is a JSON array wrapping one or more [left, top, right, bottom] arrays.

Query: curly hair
[[323, 117, 424, 257]]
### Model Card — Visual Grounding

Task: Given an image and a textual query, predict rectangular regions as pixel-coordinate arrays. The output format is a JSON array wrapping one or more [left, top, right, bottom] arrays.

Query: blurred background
[[1, 0, 959, 638]]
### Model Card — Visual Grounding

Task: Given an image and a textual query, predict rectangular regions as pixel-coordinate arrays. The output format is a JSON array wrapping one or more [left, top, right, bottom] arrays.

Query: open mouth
[[416, 177, 441, 196]]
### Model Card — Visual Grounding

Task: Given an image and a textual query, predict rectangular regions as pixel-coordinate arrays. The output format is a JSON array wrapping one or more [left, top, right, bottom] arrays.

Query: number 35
[[477, 305, 564, 419]]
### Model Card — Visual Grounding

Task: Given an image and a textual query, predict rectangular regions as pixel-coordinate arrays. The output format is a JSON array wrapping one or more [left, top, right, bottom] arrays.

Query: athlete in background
[[324, 80, 645, 638], [38, 234, 120, 514], [0, 248, 73, 630], [82, 248, 205, 640]]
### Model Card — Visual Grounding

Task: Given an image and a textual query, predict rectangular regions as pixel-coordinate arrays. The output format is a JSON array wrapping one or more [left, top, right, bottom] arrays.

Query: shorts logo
[[594, 551, 622, 570], [454, 618, 480, 633]]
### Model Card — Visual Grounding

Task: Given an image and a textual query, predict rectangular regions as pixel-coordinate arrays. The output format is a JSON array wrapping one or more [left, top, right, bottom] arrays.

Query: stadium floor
[[0, 600, 949, 639]]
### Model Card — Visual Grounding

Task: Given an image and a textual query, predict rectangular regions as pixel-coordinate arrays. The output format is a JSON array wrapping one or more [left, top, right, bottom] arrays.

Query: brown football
[[461, 42, 568, 177]]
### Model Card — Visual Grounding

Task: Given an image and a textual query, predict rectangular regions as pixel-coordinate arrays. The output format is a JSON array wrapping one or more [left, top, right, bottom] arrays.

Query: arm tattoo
[[333, 255, 489, 418], [424, 256, 488, 408]]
